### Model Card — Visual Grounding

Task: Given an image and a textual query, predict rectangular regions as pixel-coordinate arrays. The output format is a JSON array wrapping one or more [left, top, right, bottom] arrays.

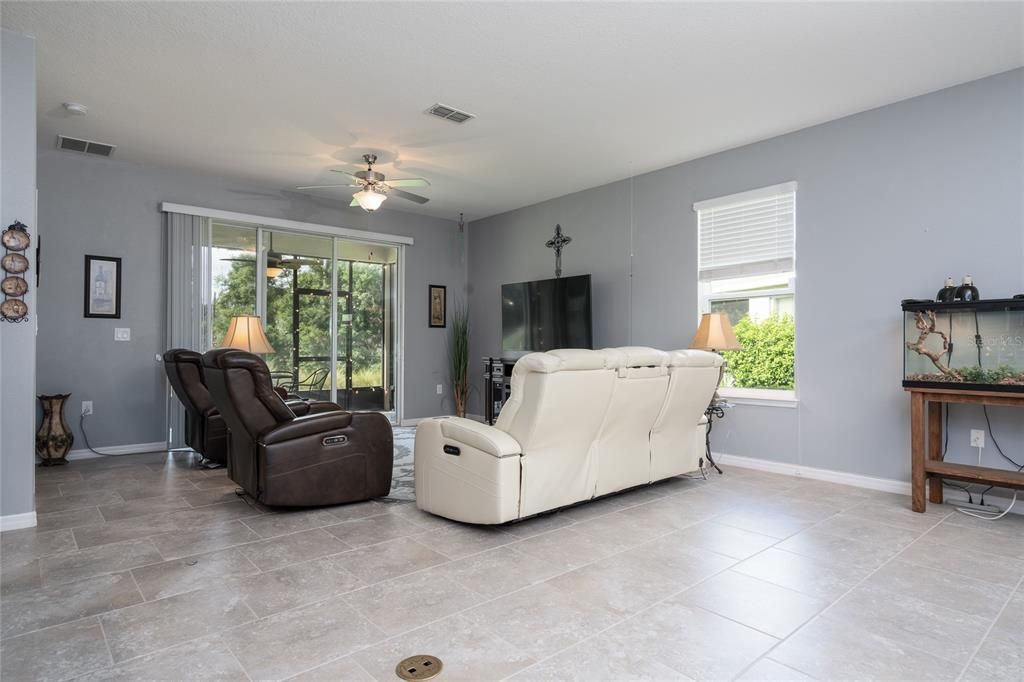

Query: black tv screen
[[501, 274, 593, 352]]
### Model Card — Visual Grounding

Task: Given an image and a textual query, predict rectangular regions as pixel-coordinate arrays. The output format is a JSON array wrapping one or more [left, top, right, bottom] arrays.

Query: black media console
[[482, 357, 517, 425]]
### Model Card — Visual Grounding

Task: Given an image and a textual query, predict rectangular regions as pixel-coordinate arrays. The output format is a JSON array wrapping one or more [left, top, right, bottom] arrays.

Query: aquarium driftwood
[[906, 311, 962, 381]]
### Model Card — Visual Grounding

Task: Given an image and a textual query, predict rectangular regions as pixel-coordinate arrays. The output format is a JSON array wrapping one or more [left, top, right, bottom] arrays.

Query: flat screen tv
[[501, 274, 592, 353]]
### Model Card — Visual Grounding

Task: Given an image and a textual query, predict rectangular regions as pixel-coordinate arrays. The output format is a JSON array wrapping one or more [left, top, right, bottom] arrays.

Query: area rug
[[386, 426, 417, 502]]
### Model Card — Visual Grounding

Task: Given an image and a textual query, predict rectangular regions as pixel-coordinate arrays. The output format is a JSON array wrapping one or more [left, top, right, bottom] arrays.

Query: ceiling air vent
[[57, 135, 116, 157], [425, 103, 474, 124]]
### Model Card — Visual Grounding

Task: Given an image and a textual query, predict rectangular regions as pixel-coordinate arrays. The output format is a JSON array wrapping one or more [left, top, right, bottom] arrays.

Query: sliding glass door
[[206, 221, 401, 422], [336, 242, 398, 417], [210, 223, 259, 345], [262, 230, 334, 401]]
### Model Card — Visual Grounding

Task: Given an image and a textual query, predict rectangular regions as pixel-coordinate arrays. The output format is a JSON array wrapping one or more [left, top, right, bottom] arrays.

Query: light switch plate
[[114, 327, 131, 341]]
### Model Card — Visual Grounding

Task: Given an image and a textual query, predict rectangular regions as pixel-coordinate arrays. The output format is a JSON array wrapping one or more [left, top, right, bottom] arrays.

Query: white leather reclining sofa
[[414, 346, 722, 524]]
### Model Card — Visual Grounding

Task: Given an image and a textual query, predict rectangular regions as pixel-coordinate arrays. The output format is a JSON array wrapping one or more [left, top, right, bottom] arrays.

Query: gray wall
[[469, 68, 1024, 485], [1, 30, 38, 519], [36, 150, 464, 448]]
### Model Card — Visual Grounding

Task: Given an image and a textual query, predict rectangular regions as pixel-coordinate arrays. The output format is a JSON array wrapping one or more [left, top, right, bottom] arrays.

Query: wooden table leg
[[927, 401, 943, 504], [911, 391, 926, 512]]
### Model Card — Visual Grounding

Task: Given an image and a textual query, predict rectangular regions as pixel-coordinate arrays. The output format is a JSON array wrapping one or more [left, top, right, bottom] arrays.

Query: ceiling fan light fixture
[[266, 265, 284, 278], [353, 188, 387, 212]]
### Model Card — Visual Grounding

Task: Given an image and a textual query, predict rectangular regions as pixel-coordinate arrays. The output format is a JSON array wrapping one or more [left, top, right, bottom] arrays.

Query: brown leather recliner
[[164, 349, 343, 467], [163, 349, 229, 465], [201, 349, 393, 506]]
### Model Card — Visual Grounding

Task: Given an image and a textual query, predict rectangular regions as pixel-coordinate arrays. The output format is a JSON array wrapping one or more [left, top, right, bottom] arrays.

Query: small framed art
[[84, 255, 122, 319], [428, 284, 446, 328]]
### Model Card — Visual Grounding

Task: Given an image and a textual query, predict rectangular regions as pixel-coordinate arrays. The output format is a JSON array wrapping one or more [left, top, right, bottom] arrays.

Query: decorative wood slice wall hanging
[[2, 221, 31, 322]]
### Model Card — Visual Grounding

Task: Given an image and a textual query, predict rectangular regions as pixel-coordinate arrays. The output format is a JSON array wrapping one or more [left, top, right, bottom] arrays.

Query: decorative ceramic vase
[[36, 394, 73, 465], [955, 275, 980, 302]]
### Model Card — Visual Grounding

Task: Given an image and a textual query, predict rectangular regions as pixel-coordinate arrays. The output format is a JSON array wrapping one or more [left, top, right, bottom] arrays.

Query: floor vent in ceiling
[[57, 135, 116, 157], [425, 103, 474, 124]]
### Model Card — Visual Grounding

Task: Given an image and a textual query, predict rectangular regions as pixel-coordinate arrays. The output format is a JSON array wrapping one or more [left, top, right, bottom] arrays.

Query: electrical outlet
[[114, 327, 131, 341], [970, 429, 985, 448], [436, 384, 443, 395], [81, 401, 93, 416]]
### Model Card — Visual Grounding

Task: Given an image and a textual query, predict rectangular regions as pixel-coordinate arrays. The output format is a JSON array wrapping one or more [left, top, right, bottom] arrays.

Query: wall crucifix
[[545, 224, 572, 278]]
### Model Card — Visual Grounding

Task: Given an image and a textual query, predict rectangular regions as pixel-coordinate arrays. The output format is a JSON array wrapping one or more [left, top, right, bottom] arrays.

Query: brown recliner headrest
[[202, 349, 295, 424], [163, 347, 215, 413], [204, 348, 268, 372], [164, 348, 203, 365]]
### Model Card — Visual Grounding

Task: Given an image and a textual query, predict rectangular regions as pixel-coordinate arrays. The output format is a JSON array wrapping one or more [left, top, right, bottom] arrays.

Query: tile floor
[[2, 447, 1022, 681]]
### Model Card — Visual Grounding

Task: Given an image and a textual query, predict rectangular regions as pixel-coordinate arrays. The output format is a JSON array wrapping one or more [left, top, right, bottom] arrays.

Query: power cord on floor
[[79, 414, 170, 457], [957, 493, 1017, 520]]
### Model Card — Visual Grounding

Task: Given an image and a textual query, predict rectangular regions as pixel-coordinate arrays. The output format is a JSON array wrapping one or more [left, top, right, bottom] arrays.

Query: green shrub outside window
[[721, 315, 795, 390]]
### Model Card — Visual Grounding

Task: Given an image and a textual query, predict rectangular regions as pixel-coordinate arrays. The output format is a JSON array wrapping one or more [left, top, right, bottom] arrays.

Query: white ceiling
[[4, 2, 1022, 221]]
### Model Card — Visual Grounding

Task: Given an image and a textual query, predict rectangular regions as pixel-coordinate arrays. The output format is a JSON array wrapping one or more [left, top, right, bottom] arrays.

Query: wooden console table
[[908, 386, 1024, 512]]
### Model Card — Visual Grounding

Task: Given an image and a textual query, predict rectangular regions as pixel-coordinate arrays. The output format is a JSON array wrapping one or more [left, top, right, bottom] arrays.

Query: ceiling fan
[[221, 233, 320, 278], [296, 153, 430, 211]]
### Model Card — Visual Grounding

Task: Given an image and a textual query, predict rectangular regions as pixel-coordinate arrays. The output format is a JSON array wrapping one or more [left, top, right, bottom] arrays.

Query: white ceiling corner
[[3, 1, 1022, 221]]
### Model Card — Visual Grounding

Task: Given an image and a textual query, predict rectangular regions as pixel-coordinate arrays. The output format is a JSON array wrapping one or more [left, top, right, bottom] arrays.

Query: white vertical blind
[[165, 211, 210, 448], [695, 182, 796, 281]]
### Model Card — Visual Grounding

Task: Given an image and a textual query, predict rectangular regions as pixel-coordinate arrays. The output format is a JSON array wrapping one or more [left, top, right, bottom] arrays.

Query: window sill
[[718, 387, 798, 408]]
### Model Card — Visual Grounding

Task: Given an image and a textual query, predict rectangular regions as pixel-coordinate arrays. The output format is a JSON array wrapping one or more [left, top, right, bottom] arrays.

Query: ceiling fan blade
[[295, 184, 359, 190], [389, 188, 430, 204], [383, 178, 430, 188], [339, 169, 385, 183]]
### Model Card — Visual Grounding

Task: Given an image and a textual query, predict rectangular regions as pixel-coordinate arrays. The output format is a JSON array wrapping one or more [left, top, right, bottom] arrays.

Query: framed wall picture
[[428, 284, 447, 328], [84, 255, 122, 318]]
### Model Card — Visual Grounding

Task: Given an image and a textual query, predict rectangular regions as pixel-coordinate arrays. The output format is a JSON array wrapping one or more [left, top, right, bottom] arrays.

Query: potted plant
[[449, 304, 470, 418]]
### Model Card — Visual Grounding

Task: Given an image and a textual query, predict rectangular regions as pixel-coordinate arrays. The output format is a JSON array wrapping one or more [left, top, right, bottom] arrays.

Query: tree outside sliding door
[[263, 231, 334, 400], [336, 241, 398, 418], [210, 222, 258, 346], [205, 222, 399, 421]]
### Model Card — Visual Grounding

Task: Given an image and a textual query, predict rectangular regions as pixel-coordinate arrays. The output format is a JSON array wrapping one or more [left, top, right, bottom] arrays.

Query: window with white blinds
[[694, 181, 796, 281]]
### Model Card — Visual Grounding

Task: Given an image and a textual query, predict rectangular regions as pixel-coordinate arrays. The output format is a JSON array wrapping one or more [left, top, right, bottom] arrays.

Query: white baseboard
[[714, 452, 911, 495], [67, 441, 169, 461], [0, 511, 37, 532], [715, 451, 1022, 515]]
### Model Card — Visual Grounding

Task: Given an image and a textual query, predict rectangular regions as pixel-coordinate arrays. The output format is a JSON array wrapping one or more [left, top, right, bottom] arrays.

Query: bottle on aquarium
[[903, 298, 1024, 392]]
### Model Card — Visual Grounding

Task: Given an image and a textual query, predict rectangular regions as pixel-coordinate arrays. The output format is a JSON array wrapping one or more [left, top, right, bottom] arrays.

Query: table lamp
[[220, 315, 275, 354], [690, 312, 742, 475], [690, 312, 741, 402]]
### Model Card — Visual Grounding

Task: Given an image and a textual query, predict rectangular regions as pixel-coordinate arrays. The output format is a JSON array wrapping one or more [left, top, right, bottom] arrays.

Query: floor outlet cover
[[395, 655, 443, 680]]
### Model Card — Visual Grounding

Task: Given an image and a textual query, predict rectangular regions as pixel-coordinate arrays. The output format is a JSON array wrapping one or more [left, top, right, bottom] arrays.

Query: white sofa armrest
[[438, 417, 521, 458], [415, 417, 523, 523]]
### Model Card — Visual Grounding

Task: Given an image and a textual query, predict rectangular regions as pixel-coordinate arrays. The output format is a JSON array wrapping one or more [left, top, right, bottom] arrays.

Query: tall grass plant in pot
[[449, 305, 470, 418]]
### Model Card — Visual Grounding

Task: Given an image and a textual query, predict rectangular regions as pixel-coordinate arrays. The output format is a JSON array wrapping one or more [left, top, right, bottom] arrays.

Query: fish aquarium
[[903, 298, 1024, 392]]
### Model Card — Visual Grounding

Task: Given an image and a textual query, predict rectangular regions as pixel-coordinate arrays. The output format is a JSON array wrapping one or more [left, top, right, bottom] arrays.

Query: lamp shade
[[220, 315, 275, 354], [353, 188, 387, 212], [690, 312, 742, 352]]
